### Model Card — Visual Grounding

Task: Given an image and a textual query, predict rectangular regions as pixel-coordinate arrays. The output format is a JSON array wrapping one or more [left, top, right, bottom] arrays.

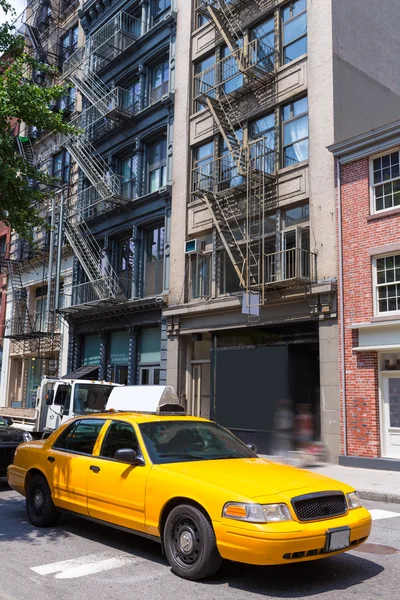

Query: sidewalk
[[260, 456, 400, 504]]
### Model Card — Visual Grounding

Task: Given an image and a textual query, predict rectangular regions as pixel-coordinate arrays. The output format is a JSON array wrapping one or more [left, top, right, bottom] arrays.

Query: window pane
[[284, 139, 309, 166], [284, 36, 307, 63], [140, 328, 161, 363], [284, 114, 308, 145], [284, 204, 309, 225], [100, 422, 139, 459], [283, 12, 307, 45], [53, 420, 105, 454], [196, 141, 214, 162], [283, 0, 306, 21]]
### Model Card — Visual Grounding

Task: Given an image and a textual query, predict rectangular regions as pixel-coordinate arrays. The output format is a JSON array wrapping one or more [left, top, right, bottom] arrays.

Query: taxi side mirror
[[114, 448, 145, 466]]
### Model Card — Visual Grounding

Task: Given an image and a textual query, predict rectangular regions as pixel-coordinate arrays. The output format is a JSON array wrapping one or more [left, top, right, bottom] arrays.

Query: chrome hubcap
[[34, 490, 44, 510], [179, 530, 194, 553]]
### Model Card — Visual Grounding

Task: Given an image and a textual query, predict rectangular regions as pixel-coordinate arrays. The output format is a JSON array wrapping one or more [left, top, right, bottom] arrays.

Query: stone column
[[99, 331, 108, 381], [128, 326, 138, 385], [140, 0, 149, 36]]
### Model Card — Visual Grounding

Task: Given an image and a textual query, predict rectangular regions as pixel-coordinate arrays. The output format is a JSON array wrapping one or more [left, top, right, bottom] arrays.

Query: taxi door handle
[[90, 465, 100, 473], [47, 456, 55, 463]]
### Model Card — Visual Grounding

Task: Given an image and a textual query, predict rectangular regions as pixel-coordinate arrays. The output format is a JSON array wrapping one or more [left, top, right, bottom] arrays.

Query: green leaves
[[0, 0, 78, 238]]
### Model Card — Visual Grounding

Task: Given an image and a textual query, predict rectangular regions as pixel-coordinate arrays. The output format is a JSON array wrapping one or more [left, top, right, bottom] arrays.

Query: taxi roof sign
[[105, 385, 185, 415]]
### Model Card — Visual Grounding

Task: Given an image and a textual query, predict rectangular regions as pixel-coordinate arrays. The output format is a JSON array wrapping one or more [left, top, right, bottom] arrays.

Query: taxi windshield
[[139, 420, 255, 464]]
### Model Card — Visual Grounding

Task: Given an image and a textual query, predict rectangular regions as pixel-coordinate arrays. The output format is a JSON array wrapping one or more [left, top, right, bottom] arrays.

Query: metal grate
[[0, 446, 18, 477], [292, 492, 347, 522]]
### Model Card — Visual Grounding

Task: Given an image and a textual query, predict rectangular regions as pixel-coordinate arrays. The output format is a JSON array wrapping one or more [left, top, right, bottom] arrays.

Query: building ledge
[[352, 318, 400, 329]]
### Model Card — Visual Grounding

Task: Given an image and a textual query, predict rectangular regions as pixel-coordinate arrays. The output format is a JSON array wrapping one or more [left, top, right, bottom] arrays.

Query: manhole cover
[[355, 543, 399, 555]]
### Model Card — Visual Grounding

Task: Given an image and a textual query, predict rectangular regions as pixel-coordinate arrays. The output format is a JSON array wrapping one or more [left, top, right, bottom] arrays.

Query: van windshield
[[73, 384, 115, 415]]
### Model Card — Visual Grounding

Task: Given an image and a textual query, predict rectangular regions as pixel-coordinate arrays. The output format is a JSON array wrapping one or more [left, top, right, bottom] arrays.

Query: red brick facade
[[339, 155, 400, 458]]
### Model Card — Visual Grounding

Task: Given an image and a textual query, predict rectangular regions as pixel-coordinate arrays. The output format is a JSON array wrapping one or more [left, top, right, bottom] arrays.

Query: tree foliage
[[0, 0, 76, 239]]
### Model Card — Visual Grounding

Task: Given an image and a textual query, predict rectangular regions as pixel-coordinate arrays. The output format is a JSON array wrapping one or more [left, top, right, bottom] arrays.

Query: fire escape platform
[[59, 296, 166, 319]]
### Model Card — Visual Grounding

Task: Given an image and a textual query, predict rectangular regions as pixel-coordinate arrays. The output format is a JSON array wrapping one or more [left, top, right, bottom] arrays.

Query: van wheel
[[26, 474, 59, 527], [163, 504, 223, 580]]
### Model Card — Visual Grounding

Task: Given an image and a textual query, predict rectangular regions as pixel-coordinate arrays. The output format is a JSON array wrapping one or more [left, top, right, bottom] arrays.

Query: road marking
[[31, 551, 139, 580], [369, 509, 400, 521]]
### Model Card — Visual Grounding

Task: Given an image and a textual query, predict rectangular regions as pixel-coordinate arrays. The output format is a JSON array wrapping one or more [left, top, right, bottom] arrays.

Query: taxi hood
[[159, 458, 353, 499]]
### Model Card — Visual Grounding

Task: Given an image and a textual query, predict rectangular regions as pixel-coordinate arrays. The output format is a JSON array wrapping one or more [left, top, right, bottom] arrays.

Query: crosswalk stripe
[[369, 509, 400, 521], [31, 552, 139, 579]]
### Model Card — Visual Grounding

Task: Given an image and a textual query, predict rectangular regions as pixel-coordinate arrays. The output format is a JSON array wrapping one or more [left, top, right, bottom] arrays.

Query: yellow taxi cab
[[7, 386, 372, 581]]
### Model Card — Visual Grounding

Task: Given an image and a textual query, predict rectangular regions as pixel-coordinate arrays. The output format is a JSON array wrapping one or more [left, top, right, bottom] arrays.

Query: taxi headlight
[[22, 432, 33, 442], [346, 491, 362, 509], [222, 502, 292, 523]]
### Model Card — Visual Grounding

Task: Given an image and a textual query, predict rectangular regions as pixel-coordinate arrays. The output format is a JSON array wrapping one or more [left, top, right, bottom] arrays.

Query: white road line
[[369, 509, 400, 521], [31, 551, 139, 580]]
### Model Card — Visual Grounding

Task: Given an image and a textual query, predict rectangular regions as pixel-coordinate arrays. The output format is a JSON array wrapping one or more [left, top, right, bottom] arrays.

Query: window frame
[[98, 420, 144, 462], [281, 0, 307, 65], [52, 419, 106, 456], [189, 253, 212, 300], [143, 224, 165, 297], [369, 149, 400, 215], [151, 0, 171, 25], [147, 138, 167, 193], [120, 154, 138, 200], [60, 24, 79, 64], [282, 96, 309, 168], [52, 149, 70, 184], [373, 253, 400, 317], [149, 58, 170, 103]]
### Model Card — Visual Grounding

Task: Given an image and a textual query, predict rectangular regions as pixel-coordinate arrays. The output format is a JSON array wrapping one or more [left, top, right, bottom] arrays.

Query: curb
[[358, 490, 400, 505]]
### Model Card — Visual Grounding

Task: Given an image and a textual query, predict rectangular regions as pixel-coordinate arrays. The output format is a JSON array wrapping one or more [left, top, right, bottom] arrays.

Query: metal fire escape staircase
[[195, 0, 278, 303], [58, 13, 142, 303], [5, 259, 33, 339]]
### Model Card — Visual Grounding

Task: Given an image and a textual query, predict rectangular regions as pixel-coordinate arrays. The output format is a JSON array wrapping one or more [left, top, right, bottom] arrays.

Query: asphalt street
[[0, 478, 399, 600]]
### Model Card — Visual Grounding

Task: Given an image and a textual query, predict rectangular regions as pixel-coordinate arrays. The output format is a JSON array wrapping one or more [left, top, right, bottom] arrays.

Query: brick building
[[330, 120, 400, 470]]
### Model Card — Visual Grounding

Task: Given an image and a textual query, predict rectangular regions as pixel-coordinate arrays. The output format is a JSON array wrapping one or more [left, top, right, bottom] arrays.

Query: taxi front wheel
[[26, 474, 60, 527], [164, 504, 223, 580]]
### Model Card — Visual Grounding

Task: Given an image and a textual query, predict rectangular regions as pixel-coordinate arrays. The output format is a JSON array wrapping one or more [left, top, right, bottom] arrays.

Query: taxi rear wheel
[[26, 474, 59, 527], [164, 504, 223, 580]]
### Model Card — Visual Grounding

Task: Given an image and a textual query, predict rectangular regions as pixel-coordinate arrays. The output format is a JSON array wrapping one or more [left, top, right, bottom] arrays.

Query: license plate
[[326, 527, 350, 552]]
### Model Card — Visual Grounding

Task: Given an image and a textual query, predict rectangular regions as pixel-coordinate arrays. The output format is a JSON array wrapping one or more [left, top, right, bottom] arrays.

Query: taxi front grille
[[282, 536, 368, 560], [291, 492, 347, 522]]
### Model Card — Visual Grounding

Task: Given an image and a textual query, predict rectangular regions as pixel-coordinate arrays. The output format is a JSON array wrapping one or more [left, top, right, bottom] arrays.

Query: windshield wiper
[[158, 453, 203, 460]]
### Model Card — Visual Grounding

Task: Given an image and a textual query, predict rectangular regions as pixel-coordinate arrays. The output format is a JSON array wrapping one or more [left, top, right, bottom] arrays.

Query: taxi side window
[[53, 419, 106, 455], [100, 422, 140, 459]]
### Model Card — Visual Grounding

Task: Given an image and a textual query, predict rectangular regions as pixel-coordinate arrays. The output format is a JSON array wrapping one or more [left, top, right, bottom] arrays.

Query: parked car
[[7, 394, 372, 581], [0, 415, 32, 478]]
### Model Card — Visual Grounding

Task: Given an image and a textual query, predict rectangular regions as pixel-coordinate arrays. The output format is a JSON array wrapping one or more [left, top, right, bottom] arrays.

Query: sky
[[0, 0, 26, 27]]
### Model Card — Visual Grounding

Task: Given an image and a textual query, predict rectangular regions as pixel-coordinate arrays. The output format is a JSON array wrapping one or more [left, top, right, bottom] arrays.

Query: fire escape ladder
[[64, 213, 120, 299], [69, 65, 111, 111], [25, 24, 47, 62], [206, 2, 244, 54], [205, 94, 244, 172], [16, 137, 37, 167], [63, 133, 120, 201], [6, 259, 32, 335]]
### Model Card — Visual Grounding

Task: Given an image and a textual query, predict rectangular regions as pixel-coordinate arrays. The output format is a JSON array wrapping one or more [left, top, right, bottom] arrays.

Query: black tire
[[26, 474, 59, 527], [163, 504, 223, 581]]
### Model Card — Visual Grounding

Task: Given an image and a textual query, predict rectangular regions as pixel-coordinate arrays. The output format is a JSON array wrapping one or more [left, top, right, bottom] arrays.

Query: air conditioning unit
[[185, 239, 205, 255]]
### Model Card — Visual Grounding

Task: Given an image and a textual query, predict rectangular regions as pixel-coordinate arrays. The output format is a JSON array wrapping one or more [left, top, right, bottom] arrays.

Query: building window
[[139, 327, 161, 385], [60, 25, 78, 63], [372, 151, 400, 212], [217, 252, 240, 295], [0, 235, 7, 257], [375, 255, 400, 315], [150, 59, 169, 102], [53, 150, 70, 184], [250, 112, 276, 175], [115, 236, 133, 279], [282, 96, 308, 167], [34, 286, 48, 332], [144, 225, 164, 297], [193, 140, 215, 193], [58, 87, 76, 113], [121, 155, 138, 199], [83, 334, 100, 367], [190, 254, 211, 299], [222, 41, 244, 95], [148, 139, 167, 193], [151, 0, 171, 24], [282, 0, 307, 64], [250, 17, 276, 70], [194, 54, 216, 110], [121, 80, 141, 112]]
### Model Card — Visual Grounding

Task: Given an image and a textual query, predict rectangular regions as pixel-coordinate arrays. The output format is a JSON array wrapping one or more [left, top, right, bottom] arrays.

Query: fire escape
[[193, 0, 279, 306], [59, 12, 144, 308]]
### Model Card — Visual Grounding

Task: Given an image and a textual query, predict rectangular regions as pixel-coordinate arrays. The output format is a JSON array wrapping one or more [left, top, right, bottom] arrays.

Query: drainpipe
[[337, 157, 347, 456], [46, 194, 56, 332]]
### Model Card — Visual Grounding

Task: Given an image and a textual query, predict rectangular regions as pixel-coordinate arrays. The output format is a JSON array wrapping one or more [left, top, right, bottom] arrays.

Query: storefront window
[[139, 327, 161, 385], [83, 334, 100, 366]]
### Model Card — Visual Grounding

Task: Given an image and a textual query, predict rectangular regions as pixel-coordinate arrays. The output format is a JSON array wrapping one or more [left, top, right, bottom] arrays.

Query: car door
[[47, 418, 106, 515], [87, 420, 151, 533], [45, 384, 71, 431]]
